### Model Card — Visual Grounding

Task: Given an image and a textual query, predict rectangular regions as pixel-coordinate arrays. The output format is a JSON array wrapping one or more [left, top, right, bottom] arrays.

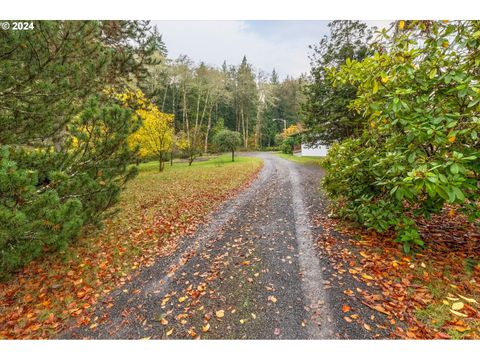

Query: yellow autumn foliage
[[117, 89, 174, 160], [282, 124, 301, 138]]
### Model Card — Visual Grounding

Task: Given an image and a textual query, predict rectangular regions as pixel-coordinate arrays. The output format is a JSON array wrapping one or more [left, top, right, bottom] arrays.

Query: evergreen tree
[[0, 20, 158, 277], [236, 56, 257, 147], [270, 68, 279, 84], [302, 21, 376, 145]]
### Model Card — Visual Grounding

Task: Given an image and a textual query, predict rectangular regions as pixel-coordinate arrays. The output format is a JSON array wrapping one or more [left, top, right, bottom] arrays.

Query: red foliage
[[315, 206, 480, 339]]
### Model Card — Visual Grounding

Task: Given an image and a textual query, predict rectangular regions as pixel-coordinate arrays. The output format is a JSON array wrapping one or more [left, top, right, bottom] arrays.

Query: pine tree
[[302, 21, 376, 145], [0, 20, 159, 277], [270, 68, 279, 84]]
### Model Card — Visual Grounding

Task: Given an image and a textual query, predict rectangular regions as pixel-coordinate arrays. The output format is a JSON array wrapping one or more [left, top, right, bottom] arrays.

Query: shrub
[[322, 21, 480, 252], [263, 146, 280, 152], [281, 135, 301, 154], [0, 101, 139, 278]]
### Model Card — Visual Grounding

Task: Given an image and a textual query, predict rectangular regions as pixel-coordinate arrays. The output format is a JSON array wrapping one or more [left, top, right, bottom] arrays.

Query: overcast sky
[[151, 20, 390, 79]]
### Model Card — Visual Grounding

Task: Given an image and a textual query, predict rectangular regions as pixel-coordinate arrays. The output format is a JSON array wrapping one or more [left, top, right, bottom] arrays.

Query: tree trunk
[[200, 91, 209, 127], [241, 107, 247, 148], [183, 86, 188, 134], [231, 150, 235, 162], [159, 153, 164, 172], [204, 106, 213, 153], [172, 86, 176, 118], [161, 83, 169, 112], [255, 106, 262, 149], [246, 116, 249, 148], [195, 91, 201, 137]]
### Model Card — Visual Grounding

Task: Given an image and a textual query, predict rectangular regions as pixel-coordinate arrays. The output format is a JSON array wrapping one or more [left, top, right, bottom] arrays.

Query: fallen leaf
[[178, 296, 187, 303], [188, 328, 197, 337], [363, 323, 372, 331], [166, 329, 174, 336], [457, 294, 477, 304], [268, 295, 277, 303], [215, 310, 225, 318], [449, 309, 468, 317], [451, 302, 464, 311], [373, 305, 390, 316], [202, 323, 210, 333], [452, 326, 470, 333], [342, 305, 351, 313]]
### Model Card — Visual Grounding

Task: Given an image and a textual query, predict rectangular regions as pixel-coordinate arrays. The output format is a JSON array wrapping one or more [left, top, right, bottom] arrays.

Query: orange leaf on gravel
[[268, 295, 278, 303], [188, 328, 197, 337]]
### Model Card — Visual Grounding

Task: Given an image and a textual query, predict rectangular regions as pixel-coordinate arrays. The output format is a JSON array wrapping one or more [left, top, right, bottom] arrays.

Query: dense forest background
[[139, 46, 306, 153]]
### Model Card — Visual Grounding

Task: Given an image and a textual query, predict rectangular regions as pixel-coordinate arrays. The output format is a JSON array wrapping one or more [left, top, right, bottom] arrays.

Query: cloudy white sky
[[151, 20, 391, 79]]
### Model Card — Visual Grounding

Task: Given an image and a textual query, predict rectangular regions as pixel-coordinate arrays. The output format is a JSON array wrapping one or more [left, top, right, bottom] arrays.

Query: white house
[[300, 142, 329, 157]]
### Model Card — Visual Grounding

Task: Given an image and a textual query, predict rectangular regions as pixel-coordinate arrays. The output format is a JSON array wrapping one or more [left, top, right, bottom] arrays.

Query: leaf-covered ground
[[0, 154, 263, 339], [61, 152, 332, 340], [314, 206, 480, 339]]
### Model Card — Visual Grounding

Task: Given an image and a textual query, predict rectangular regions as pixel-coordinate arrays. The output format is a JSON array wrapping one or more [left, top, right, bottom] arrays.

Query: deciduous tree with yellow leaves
[[118, 90, 174, 171]]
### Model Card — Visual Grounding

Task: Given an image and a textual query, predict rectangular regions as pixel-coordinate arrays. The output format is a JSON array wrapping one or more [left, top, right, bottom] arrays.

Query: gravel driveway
[[61, 152, 382, 339]]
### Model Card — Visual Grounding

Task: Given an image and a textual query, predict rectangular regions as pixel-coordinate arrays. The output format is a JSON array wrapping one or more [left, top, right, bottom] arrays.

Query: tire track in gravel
[[61, 153, 334, 339]]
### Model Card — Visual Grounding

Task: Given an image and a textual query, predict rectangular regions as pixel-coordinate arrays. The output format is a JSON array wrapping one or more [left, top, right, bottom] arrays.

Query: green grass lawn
[[274, 152, 324, 166], [0, 153, 262, 339], [138, 153, 257, 173]]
